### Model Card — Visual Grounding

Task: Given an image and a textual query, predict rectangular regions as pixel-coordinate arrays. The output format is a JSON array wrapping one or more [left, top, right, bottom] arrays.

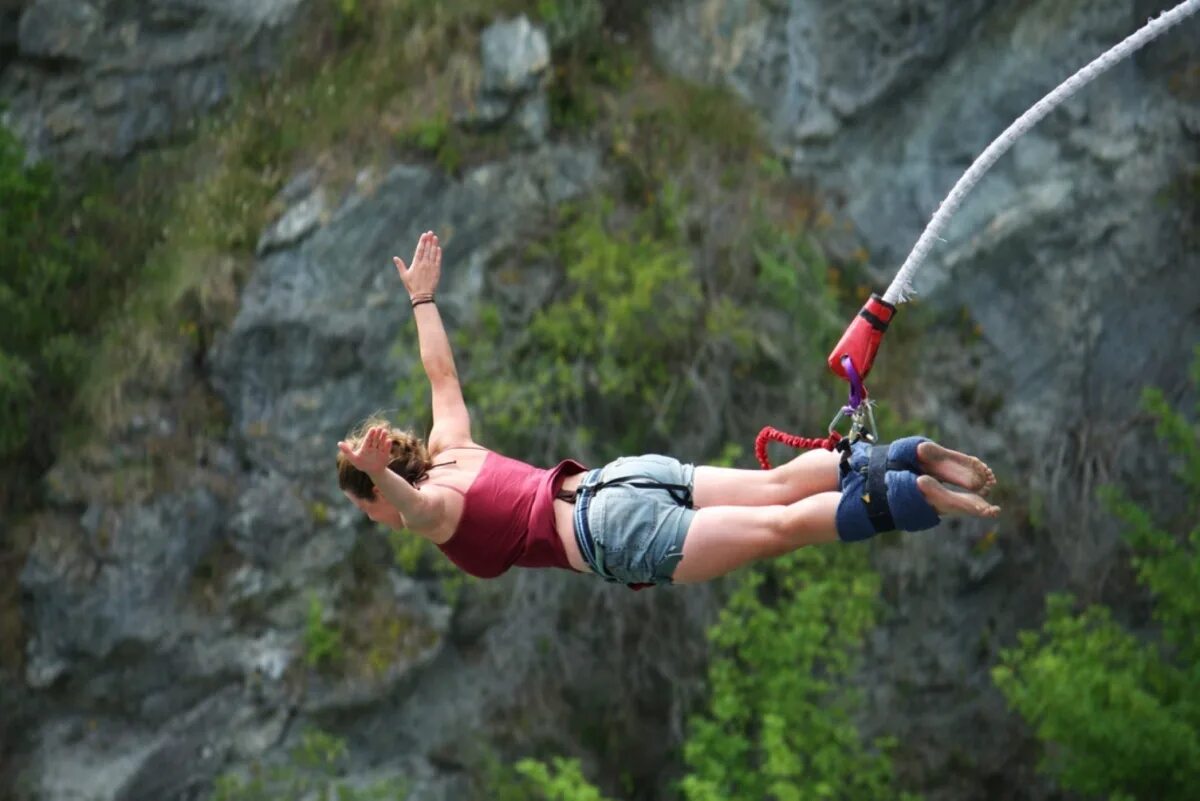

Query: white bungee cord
[[883, 0, 1200, 305]]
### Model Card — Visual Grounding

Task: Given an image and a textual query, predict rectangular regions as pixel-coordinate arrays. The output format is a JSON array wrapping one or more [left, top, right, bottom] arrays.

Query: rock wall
[[3, 1, 1198, 800], [652, 0, 1198, 795], [0, 0, 303, 165]]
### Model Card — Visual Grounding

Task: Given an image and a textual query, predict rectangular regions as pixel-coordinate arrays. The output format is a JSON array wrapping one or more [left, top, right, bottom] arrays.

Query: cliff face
[[652, 2, 1198, 793], [0, 0, 301, 163], [3, 1, 1197, 799]]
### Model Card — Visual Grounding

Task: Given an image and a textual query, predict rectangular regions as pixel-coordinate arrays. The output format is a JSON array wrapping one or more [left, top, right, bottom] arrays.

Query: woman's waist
[[553, 470, 593, 574]]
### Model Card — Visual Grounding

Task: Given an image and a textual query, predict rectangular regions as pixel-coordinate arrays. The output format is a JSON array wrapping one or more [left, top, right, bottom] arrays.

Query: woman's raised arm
[[394, 231, 475, 454]]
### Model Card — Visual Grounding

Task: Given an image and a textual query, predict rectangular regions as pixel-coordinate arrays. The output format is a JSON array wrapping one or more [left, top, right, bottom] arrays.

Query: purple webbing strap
[[841, 355, 865, 412]]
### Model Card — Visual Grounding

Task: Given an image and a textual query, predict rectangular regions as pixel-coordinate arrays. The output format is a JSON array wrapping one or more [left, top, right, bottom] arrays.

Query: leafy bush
[[304, 593, 344, 671], [213, 728, 406, 801], [681, 547, 918, 801], [0, 124, 90, 459], [537, 0, 634, 129], [992, 352, 1200, 800], [513, 758, 615, 801], [449, 195, 715, 460], [483, 548, 914, 801]]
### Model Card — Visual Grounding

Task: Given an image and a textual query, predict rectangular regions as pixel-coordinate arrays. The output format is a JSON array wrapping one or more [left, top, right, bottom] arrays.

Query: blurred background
[[1, 1, 1197, 799]]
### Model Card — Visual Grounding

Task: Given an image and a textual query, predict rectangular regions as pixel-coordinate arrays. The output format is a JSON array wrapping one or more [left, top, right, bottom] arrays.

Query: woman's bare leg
[[692, 448, 841, 508], [674, 475, 1001, 584], [672, 493, 841, 584]]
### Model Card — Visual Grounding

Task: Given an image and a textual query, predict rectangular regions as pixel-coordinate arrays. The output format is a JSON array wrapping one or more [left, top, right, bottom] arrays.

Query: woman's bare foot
[[916, 441, 997, 496], [916, 474, 1001, 518]]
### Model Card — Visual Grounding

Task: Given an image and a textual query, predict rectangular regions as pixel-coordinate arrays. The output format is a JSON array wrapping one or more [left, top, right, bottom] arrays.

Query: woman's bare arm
[[368, 461, 444, 529], [395, 231, 474, 454]]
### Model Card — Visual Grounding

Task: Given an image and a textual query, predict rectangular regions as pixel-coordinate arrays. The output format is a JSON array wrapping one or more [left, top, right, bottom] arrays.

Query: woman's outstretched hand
[[394, 231, 442, 299], [338, 425, 393, 475]]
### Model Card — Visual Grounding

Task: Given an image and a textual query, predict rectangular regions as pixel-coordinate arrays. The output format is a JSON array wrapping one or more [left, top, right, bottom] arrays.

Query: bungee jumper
[[335, 1, 1198, 588], [336, 232, 998, 590]]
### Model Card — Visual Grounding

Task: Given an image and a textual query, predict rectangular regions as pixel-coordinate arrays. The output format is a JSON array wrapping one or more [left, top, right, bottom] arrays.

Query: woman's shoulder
[[428, 438, 489, 460]]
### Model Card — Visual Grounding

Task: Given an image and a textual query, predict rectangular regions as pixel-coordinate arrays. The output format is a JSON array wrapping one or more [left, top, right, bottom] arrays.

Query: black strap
[[858, 307, 890, 331], [557, 476, 693, 507], [604, 478, 693, 507], [865, 445, 897, 533]]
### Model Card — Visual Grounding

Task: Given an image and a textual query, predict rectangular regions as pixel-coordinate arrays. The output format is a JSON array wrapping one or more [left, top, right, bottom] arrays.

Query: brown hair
[[336, 415, 432, 500]]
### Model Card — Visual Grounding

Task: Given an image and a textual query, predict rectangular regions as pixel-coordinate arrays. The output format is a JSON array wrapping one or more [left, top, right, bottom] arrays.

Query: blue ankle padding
[[835, 437, 941, 542]]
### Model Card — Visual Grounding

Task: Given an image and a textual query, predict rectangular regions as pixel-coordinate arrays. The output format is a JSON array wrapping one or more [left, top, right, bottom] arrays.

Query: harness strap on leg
[[865, 445, 898, 533]]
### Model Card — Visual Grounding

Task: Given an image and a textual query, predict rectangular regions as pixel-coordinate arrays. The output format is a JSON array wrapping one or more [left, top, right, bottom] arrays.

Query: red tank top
[[435, 452, 587, 578]]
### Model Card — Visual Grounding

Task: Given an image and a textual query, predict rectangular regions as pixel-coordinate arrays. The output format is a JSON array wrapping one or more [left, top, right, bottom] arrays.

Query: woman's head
[[336, 416, 431, 524]]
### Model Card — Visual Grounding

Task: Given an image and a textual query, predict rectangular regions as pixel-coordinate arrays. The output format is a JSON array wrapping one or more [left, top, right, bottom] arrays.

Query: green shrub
[[0, 124, 90, 459], [304, 593, 345, 671], [459, 195, 716, 459], [681, 547, 918, 801], [213, 728, 406, 801], [992, 351, 1200, 800], [387, 527, 469, 602], [512, 758, 615, 801], [537, 0, 634, 130], [482, 548, 914, 801]]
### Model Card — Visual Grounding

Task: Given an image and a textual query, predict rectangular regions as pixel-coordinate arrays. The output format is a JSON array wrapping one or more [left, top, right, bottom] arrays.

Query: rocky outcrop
[[0, 0, 305, 165], [464, 14, 551, 142], [15, 140, 606, 800], [652, 0, 1199, 796], [5, 3, 1198, 800]]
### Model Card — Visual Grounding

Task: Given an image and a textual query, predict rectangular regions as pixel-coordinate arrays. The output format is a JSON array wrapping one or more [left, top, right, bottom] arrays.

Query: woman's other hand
[[394, 231, 442, 299], [338, 425, 393, 475]]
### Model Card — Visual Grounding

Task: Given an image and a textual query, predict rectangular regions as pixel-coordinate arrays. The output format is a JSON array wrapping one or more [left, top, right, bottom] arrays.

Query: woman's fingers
[[405, 231, 440, 270], [369, 426, 389, 452]]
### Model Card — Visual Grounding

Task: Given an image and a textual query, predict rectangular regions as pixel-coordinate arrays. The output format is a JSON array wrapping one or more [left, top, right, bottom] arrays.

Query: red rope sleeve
[[755, 427, 842, 470]]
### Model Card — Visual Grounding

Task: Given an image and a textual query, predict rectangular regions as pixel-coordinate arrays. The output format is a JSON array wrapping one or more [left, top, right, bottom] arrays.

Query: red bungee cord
[[755, 427, 841, 469]]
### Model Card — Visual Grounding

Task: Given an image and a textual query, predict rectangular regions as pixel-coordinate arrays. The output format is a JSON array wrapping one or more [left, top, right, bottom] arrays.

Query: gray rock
[[21, 488, 226, 690], [18, 0, 103, 61], [226, 471, 311, 565], [481, 15, 550, 95], [26, 687, 250, 801], [257, 186, 329, 256], [1, 0, 304, 166], [465, 92, 513, 128], [464, 16, 552, 140], [211, 146, 604, 480], [514, 91, 550, 143]]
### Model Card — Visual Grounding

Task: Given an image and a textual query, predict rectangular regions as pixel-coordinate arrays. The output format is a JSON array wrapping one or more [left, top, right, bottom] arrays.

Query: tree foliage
[[507, 547, 916, 801], [681, 547, 917, 801], [993, 351, 1200, 800], [213, 728, 406, 801], [0, 124, 88, 459]]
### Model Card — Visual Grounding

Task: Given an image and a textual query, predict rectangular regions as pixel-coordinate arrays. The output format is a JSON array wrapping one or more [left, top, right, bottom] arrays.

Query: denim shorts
[[573, 454, 697, 586]]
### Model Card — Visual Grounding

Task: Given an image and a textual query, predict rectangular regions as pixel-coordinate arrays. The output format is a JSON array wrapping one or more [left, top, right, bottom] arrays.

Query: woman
[[337, 232, 1000, 587]]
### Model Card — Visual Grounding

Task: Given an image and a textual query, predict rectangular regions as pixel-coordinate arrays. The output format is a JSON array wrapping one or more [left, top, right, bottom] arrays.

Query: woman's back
[[420, 448, 586, 578]]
